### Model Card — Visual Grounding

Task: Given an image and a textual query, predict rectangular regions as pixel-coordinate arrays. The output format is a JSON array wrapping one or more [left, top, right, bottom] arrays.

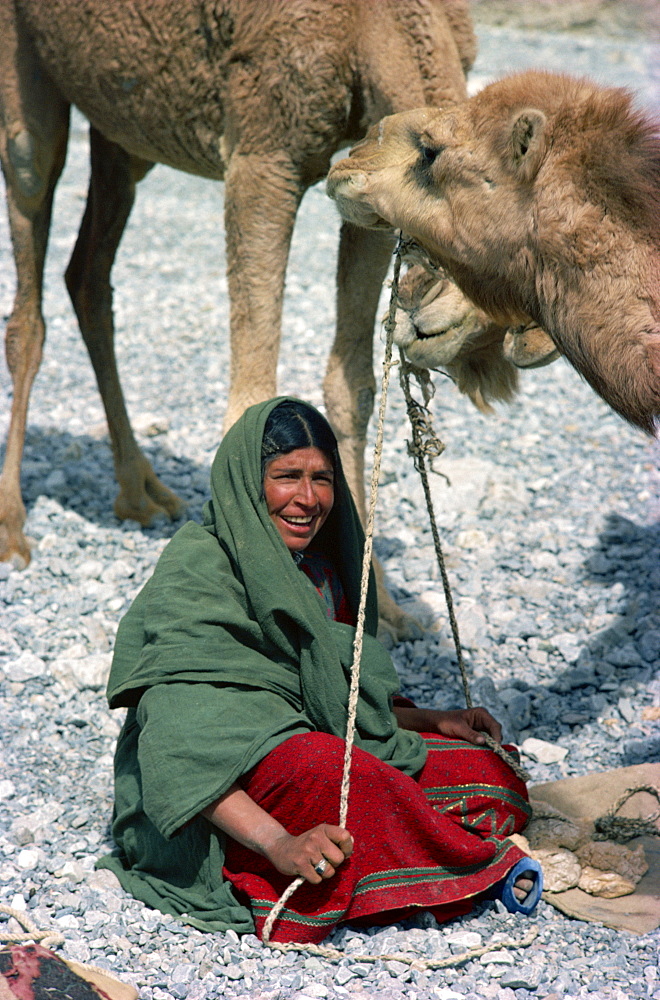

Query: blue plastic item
[[499, 857, 544, 915]]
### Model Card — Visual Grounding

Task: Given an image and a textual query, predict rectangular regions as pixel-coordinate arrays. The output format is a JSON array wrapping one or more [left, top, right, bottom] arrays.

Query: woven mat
[[530, 763, 660, 934]]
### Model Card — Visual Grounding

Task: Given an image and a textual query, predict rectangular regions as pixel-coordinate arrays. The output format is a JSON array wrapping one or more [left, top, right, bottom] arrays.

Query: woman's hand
[[202, 785, 353, 883], [264, 824, 354, 883], [393, 705, 502, 745]]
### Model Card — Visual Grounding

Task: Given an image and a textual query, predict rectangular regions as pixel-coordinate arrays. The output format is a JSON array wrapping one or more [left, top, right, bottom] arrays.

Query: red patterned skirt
[[223, 732, 531, 943]]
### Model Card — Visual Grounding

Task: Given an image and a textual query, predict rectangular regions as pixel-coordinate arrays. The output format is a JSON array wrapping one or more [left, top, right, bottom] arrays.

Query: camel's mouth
[[326, 172, 391, 230]]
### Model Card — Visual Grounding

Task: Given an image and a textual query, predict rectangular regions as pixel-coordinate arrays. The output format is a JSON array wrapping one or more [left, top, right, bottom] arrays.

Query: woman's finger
[[323, 824, 354, 856], [308, 855, 336, 882]]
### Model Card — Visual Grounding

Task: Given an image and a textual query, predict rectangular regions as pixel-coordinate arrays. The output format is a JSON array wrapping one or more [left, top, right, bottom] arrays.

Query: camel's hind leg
[[0, 13, 70, 566], [65, 126, 185, 526], [324, 223, 422, 643]]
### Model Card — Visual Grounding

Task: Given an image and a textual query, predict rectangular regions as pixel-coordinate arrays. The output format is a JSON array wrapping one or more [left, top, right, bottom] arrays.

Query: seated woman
[[98, 397, 541, 944]]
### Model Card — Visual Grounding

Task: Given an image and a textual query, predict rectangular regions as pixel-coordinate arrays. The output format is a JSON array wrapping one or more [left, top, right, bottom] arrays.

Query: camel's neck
[[535, 246, 660, 435]]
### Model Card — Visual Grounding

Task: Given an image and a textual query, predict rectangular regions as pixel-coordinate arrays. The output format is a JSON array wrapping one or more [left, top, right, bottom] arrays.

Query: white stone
[[16, 849, 40, 870], [521, 737, 568, 764], [86, 868, 122, 892], [480, 950, 515, 965], [12, 801, 64, 836], [5, 651, 46, 683], [78, 558, 104, 579], [50, 652, 111, 691], [455, 528, 489, 550], [54, 861, 85, 884], [445, 930, 482, 949], [0, 779, 16, 802], [455, 601, 488, 649], [551, 632, 582, 663]]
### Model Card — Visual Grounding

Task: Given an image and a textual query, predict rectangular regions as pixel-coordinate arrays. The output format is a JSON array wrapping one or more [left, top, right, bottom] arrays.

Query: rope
[[263, 231, 529, 948], [262, 924, 539, 970], [396, 353, 530, 785], [593, 785, 660, 843], [0, 904, 65, 950], [262, 237, 405, 947]]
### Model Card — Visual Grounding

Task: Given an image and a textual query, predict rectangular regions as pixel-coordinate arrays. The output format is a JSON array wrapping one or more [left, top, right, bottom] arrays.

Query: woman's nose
[[296, 476, 318, 506]]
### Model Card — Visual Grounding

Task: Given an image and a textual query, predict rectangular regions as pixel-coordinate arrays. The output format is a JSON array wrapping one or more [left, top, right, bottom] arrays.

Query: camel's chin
[[396, 332, 462, 368], [393, 312, 478, 368], [326, 175, 391, 230], [402, 339, 447, 368]]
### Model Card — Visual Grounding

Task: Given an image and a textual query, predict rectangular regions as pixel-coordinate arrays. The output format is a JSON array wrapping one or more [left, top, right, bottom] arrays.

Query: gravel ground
[[1, 8, 659, 1000]]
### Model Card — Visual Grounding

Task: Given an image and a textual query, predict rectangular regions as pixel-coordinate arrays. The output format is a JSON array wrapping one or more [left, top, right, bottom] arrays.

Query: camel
[[393, 262, 560, 413], [0, 0, 477, 639], [328, 71, 660, 435]]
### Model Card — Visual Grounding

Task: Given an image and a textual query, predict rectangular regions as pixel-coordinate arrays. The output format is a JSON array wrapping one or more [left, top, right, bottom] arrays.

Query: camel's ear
[[507, 109, 547, 181]]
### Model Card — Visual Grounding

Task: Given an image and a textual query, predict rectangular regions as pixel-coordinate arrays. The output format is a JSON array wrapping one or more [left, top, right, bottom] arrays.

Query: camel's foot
[[0, 517, 32, 570], [114, 465, 186, 526], [376, 583, 424, 647]]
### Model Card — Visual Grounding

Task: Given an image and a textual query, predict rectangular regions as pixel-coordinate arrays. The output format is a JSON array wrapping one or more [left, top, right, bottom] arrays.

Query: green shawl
[[98, 397, 426, 932]]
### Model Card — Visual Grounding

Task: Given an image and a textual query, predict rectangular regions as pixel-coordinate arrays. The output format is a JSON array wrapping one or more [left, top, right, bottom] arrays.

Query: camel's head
[[330, 71, 660, 434], [329, 69, 660, 318], [327, 93, 547, 316], [392, 264, 559, 413]]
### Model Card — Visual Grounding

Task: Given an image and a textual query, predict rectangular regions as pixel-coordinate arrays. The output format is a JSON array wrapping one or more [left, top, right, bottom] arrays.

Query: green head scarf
[[107, 396, 425, 772]]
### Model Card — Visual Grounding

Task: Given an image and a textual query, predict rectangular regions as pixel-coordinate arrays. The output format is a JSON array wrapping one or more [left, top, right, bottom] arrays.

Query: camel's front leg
[[65, 127, 184, 526], [324, 223, 422, 643], [222, 152, 302, 431]]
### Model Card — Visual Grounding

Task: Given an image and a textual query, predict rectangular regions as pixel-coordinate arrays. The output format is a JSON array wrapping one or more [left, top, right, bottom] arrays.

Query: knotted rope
[[396, 351, 530, 785], [262, 236, 532, 952], [593, 785, 660, 843]]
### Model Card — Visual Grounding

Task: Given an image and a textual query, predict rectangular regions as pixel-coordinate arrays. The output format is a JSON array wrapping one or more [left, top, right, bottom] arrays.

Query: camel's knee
[[3, 116, 66, 209], [6, 128, 46, 201]]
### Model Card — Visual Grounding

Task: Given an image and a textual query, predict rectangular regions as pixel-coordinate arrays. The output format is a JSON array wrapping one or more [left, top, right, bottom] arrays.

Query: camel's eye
[[420, 144, 442, 168]]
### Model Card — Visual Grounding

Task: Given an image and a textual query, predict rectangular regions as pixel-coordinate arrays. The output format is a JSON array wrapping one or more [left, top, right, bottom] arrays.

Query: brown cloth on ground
[[530, 763, 660, 935], [0, 944, 137, 1000]]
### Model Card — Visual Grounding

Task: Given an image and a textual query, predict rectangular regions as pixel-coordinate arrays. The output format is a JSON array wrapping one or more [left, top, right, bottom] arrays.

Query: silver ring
[[313, 858, 328, 876]]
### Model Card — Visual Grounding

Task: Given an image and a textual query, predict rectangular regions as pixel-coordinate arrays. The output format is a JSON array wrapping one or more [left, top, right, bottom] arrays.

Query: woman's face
[[263, 447, 335, 552]]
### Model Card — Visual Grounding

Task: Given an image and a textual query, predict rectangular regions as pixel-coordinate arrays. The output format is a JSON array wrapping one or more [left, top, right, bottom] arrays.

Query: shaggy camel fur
[[393, 262, 560, 413], [0, 0, 476, 637], [328, 71, 660, 434]]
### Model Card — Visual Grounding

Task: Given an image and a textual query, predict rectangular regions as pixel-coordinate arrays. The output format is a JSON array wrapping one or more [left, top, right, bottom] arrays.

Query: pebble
[[0, 9, 658, 1000], [520, 738, 569, 765]]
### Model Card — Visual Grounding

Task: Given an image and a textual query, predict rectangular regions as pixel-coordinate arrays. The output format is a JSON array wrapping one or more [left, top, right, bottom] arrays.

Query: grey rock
[[639, 629, 660, 663], [498, 965, 542, 990], [605, 641, 644, 668]]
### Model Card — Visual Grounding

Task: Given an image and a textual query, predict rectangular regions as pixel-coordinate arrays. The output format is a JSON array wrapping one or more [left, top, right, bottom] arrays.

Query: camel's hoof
[[0, 525, 32, 570], [9, 550, 30, 571], [114, 484, 186, 526]]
